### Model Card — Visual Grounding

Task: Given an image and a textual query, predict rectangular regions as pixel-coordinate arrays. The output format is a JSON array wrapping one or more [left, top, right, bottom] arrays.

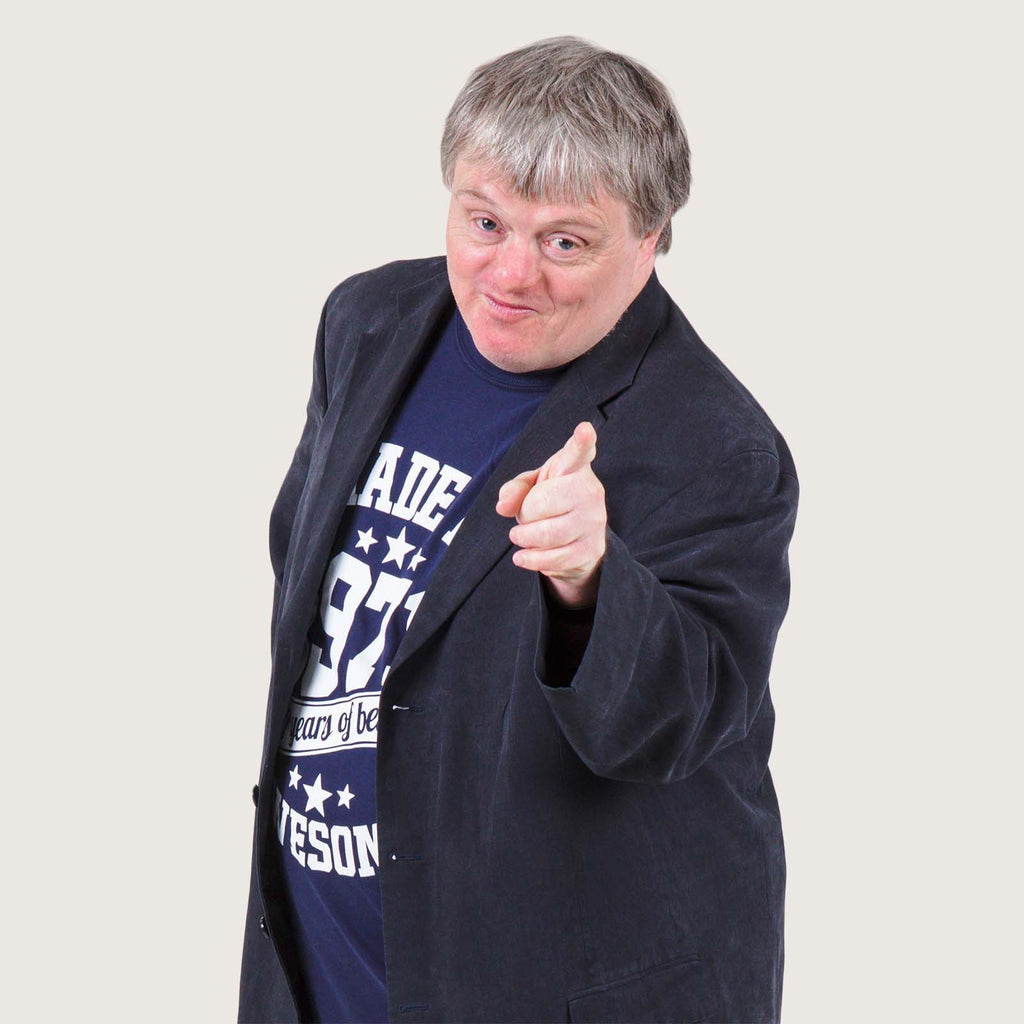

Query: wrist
[[543, 568, 601, 611]]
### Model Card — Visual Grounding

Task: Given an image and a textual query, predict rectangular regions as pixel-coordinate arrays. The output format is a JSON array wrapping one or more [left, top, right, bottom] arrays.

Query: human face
[[445, 158, 661, 373]]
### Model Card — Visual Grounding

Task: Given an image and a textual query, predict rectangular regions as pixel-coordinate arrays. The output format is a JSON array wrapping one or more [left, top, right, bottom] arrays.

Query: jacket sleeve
[[526, 448, 798, 783], [268, 301, 329, 645]]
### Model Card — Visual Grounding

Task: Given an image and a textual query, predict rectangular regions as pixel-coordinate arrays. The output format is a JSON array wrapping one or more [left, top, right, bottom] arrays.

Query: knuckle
[[529, 492, 550, 520], [545, 552, 568, 574], [556, 546, 582, 573]]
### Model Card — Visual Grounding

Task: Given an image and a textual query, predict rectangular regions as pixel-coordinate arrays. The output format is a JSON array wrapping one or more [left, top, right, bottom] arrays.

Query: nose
[[493, 235, 540, 292]]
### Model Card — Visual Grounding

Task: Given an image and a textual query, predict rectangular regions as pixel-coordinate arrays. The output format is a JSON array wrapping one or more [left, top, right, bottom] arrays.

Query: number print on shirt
[[298, 547, 424, 701], [279, 443, 477, 758], [300, 553, 420, 698]]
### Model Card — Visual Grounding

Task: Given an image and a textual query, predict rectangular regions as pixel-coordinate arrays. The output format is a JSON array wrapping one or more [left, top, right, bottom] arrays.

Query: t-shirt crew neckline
[[455, 310, 566, 391]]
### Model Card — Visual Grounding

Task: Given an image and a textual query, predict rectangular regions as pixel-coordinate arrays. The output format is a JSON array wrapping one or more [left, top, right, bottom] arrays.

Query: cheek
[[448, 241, 488, 283], [545, 280, 589, 318]]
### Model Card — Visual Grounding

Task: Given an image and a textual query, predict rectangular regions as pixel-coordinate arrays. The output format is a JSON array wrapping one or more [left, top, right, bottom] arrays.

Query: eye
[[549, 236, 581, 254], [475, 217, 499, 233]]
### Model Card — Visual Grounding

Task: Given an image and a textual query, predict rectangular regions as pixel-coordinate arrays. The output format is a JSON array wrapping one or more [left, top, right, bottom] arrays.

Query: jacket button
[[252, 784, 259, 807], [258, 915, 269, 936]]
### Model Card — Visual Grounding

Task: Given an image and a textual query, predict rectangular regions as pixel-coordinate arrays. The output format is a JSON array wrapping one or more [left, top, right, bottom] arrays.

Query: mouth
[[483, 292, 536, 320]]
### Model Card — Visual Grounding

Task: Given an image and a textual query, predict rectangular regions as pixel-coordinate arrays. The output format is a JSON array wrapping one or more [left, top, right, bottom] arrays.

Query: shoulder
[[640, 293, 795, 476], [322, 255, 448, 333], [596, 286, 796, 527]]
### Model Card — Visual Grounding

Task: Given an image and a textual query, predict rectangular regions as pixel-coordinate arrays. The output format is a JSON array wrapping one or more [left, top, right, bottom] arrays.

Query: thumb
[[495, 467, 540, 519]]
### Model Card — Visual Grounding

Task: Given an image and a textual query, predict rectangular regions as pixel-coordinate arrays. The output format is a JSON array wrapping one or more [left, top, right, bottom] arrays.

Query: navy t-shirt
[[271, 309, 561, 1023]]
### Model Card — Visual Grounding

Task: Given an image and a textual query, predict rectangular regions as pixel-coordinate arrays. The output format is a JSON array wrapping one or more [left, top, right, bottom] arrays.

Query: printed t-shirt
[[270, 308, 562, 1022]]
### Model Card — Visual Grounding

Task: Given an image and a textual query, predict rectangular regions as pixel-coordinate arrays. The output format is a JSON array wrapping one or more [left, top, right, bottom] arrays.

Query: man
[[239, 36, 798, 1024]]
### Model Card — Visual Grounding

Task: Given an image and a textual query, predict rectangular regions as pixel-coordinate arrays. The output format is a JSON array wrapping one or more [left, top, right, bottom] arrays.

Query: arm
[[519, 447, 798, 783]]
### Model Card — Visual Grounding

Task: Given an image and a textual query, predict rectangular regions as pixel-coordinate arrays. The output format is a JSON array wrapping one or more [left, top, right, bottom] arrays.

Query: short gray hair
[[441, 37, 691, 255]]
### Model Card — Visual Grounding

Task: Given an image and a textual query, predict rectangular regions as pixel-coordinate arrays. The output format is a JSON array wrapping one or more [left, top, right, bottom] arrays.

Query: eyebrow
[[455, 187, 496, 204], [454, 187, 606, 233]]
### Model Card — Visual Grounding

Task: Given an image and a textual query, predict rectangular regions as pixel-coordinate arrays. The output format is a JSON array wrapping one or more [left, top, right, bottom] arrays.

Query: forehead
[[451, 158, 628, 229]]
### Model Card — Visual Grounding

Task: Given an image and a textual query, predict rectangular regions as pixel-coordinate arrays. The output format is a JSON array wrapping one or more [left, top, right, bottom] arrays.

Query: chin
[[476, 334, 537, 372], [461, 311, 532, 368]]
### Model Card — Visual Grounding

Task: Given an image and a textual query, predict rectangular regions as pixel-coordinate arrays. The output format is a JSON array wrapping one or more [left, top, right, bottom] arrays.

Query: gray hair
[[440, 37, 691, 255]]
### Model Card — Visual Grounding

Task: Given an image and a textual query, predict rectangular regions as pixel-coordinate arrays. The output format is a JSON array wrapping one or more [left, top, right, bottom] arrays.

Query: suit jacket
[[238, 256, 799, 1024]]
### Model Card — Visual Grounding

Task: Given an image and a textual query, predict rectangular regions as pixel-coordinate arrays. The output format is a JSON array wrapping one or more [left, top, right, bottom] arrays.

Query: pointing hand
[[496, 421, 607, 609]]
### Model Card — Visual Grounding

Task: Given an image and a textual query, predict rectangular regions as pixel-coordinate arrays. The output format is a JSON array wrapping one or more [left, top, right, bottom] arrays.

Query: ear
[[642, 225, 664, 257], [635, 226, 662, 270]]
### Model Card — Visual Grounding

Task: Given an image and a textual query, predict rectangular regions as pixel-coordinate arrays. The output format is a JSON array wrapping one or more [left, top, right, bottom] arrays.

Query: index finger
[[543, 421, 598, 480]]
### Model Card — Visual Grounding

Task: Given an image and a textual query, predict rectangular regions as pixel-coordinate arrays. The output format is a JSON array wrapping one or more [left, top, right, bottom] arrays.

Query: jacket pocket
[[567, 952, 711, 1023]]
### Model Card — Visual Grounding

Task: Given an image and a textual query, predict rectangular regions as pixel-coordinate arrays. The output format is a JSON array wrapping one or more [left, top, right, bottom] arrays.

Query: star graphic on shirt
[[303, 772, 332, 817], [408, 548, 426, 572], [336, 784, 355, 810], [288, 765, 302, 790], [355, 527, 377, 554], [382, 527, 416, 570]]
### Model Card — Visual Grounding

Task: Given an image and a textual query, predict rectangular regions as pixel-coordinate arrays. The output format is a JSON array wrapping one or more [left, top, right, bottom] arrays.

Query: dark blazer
[[239, 256, 798, 1024]]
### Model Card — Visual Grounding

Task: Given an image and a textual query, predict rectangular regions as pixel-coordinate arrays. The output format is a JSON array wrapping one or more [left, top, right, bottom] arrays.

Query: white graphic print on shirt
[[274, 441, 471, 888], [278, 441, 468, 761]]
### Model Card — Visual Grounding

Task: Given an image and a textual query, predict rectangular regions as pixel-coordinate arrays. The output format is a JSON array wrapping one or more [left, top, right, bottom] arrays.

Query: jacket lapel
[[272, 263, 455, 702], [387, 270, 670, 682]]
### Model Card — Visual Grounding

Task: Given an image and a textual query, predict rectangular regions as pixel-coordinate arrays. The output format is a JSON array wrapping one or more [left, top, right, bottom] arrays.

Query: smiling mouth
[[483, 293, 535, 319]]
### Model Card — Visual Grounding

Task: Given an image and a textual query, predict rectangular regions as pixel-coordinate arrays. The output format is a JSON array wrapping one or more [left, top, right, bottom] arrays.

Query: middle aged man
[[239, 36, 798, 1024]]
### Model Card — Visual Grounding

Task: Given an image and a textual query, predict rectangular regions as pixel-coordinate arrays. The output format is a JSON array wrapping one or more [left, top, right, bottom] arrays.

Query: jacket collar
[[272, 261, 454, 683]]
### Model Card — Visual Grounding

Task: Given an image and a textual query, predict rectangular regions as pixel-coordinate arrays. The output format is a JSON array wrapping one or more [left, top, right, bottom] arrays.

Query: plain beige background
[[3, 1, 1021, 1020]]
